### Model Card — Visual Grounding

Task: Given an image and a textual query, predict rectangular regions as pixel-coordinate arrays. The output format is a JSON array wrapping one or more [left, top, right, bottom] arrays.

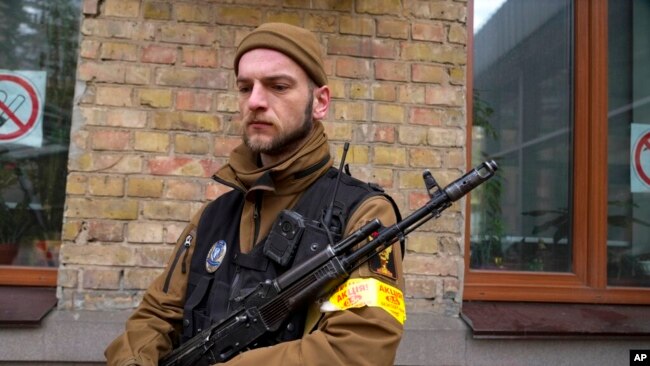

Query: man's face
[[236, 48, 321, 158]]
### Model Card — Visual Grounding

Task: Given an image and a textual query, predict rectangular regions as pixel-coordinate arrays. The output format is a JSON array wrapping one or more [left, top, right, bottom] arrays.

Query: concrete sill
[[461, 301, 650, 339]]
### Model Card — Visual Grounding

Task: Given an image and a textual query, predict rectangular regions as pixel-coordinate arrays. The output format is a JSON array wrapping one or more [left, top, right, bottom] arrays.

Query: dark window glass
[[607, 0, 650, 287], [0, 0, 80, 267], [470, 0, 574, 272]]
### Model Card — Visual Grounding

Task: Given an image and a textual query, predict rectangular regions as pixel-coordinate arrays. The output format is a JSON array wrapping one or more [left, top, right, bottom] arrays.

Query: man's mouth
[[247, 120, 273, 129]]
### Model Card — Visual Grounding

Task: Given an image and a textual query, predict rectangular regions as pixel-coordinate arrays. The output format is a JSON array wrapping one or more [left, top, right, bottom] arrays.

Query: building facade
[[0, 0, 648, 365]]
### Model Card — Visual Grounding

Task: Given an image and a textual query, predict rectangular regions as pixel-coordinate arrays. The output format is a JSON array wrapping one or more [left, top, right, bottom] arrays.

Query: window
[[466, 0, 650, 303], [607, 0, 650, 288], [0, 0, 81, 285]]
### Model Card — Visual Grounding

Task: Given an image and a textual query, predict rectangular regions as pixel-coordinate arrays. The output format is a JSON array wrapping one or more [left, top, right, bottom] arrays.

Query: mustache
[[243, 113, 276, 126]]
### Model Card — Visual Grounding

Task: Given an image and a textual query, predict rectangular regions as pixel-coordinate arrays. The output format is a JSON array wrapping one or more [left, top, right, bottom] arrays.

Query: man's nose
[[247, 84, 268, 110]]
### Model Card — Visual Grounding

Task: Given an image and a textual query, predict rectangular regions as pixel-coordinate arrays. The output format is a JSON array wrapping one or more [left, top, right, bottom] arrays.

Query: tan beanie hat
[[234, 23, 328, 86]]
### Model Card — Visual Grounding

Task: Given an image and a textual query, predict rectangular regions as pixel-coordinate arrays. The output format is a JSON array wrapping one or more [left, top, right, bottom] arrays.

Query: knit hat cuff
[[234, 24, 327, 86]]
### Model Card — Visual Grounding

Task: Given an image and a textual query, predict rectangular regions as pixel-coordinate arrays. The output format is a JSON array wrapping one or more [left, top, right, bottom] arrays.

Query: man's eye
[[272, 84, 289, 92], [238, 86, 251, 94]]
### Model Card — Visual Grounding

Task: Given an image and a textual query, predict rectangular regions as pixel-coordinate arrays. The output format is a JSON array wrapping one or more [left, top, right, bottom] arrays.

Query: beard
[[243, 94, 314, 156]]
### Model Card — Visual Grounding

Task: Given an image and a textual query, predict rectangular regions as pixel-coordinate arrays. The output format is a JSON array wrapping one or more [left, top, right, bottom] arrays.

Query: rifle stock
[[160, 160, 498, 366]]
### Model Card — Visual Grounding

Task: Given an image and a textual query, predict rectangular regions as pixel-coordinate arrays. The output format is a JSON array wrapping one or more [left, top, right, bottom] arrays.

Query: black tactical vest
[[181, 168, 396, 351]]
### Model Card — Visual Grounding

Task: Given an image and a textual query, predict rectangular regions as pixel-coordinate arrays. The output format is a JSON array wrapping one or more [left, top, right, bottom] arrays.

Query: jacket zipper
[[163, 234, 193, 293], [252, 191, 262, 246]]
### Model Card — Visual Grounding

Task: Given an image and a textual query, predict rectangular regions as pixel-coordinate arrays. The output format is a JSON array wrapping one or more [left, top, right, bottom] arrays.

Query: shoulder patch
[[369, 246, 397, 280]]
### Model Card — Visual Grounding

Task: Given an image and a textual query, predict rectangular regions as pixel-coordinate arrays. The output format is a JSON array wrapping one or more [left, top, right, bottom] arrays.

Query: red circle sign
[[0, 73, 41, 141], [633, 131, 650, 186]]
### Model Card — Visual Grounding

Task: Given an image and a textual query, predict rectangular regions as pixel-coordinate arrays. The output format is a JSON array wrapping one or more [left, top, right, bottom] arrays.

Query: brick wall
[[60, 0, 468, 316]]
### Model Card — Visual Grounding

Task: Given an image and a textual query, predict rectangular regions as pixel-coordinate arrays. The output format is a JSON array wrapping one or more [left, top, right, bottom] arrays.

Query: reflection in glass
[[470, 0, 573, 272], [0, 0, 80, 267], [607, 0, 650, 287]]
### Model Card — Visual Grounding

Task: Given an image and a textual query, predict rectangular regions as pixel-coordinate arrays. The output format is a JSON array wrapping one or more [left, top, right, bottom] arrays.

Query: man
[[106, 23, 404, 366]]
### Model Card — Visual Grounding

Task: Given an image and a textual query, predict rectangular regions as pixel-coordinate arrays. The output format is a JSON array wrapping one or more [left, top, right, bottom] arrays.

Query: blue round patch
[[206, 240, 227, 273]]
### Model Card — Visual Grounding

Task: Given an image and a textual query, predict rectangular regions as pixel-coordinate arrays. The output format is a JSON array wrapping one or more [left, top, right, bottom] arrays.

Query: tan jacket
[[105, 122, 404, 365]]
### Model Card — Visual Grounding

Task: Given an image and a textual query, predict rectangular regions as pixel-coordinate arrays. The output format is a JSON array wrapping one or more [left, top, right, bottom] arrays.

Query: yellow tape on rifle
[[327, 278, 406, 324]]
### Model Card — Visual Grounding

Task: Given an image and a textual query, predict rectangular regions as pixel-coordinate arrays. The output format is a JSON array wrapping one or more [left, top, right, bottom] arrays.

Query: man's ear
[[312, 85, 330, 121]]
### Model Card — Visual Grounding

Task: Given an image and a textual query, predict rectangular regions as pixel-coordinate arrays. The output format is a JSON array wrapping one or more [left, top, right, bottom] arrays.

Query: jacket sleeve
[[222, 195, 404, 366], [105, 206, 206, 366]]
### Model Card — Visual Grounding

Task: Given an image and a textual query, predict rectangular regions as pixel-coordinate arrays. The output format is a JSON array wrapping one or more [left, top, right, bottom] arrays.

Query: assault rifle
[[160, 160, 498, 366]]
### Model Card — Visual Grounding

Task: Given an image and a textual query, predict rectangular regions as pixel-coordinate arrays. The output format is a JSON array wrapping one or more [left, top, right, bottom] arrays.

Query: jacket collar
[[213, 121, 333, 198]]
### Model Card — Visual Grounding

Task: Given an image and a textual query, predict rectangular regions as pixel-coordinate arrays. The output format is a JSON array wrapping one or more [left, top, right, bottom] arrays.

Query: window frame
[[465, 0, 650, 304], [0, 267, 57, 286]]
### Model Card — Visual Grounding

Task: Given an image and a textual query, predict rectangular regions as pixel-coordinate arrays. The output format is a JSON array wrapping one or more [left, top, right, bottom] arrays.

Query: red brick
[[176, 90, 213, 112], [335, 58, 371, 79], [412, 22, 446, 42], [375, 60, 409, 81], [141, 45, 177, 64], [182, 47, 219, 68], [91, 130, 130, 151], [409, 107, 444, 126]]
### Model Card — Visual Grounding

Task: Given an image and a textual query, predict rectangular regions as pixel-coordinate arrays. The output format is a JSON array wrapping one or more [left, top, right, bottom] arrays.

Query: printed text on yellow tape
[[328, 278, 406, 324]]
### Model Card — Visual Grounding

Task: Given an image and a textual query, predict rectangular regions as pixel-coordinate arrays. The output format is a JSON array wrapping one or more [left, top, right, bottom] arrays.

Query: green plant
[[470, 90, 505, 268]]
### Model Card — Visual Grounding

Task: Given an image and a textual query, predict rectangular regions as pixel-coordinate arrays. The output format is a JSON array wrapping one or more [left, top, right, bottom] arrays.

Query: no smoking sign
[[631, 123, 650, 193], [0, 70, 46, 147]]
